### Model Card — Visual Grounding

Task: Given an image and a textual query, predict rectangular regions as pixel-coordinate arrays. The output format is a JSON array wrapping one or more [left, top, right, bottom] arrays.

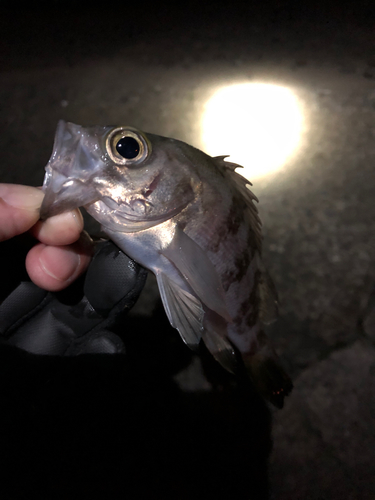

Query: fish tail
[[241, 340, 293, 409]]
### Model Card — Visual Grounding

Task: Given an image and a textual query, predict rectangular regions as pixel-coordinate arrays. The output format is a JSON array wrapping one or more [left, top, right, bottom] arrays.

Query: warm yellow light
[[201, 83, 303, 180]]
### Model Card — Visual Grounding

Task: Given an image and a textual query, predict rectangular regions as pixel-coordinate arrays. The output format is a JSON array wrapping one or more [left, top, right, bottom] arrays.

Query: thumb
[[0, 184, 44, 242]]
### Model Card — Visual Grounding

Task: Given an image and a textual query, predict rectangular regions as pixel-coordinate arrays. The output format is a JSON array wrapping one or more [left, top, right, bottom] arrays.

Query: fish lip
[[40, 119, 105, 220], [40, 189, 79, 220], [40, 171, 99, 220]]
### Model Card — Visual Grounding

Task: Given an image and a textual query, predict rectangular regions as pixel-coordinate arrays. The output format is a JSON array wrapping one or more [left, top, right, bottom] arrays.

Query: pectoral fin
[[156, 272, 204, 349], [162, 227, 231, 322]]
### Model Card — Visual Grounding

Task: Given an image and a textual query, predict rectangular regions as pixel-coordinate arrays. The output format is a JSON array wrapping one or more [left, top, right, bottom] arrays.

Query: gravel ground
[[1, 2, 374, 498]]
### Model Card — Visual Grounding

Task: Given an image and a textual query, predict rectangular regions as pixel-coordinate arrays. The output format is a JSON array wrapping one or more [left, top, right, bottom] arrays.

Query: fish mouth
[[40, 119, 106, 220], [40, 166, 99, 220]]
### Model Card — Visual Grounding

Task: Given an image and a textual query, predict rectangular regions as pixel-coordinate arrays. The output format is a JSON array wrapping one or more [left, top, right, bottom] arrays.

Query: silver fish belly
[[40, 120, 292, 407]]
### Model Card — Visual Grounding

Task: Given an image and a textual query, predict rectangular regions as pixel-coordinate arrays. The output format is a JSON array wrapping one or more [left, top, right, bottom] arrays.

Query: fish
[[40, 120, 292, 408]]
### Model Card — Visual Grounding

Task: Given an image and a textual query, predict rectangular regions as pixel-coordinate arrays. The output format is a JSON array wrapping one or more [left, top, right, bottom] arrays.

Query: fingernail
[[70, 209, 84, 229], [39, 246, 81, 282], [47, 209, 84, 230], [0, 184, 44, 210]]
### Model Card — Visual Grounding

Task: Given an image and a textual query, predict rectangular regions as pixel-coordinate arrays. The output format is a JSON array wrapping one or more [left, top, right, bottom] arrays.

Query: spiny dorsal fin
[[213, 156, 278, 323], [212, 156, 262, 252], [213, 155, 240, 172]]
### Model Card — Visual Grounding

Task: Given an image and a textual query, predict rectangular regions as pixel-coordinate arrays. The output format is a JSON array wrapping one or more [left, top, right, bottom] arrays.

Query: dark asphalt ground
[[0, 1, 374, 498]]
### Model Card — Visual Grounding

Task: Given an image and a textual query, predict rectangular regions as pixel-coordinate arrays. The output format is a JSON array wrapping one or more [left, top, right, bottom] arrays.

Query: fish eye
[[116, 136, 140, 159], [106, 127, 150, 166]]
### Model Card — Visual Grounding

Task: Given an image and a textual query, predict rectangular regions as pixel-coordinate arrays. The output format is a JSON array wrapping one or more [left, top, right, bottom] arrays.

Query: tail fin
[[242, 346, 293, 408], [202, 307, 292, 408]]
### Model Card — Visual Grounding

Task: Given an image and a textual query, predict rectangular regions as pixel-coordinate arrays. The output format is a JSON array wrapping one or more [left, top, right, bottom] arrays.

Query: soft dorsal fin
[[255, 252, 279, 324]]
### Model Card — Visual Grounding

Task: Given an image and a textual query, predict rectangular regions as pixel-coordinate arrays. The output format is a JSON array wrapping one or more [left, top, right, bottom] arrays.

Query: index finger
[[30, 209, 84, 246]]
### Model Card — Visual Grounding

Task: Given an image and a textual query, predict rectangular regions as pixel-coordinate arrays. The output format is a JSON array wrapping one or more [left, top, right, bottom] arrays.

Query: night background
[[0, 1, 375, 498]]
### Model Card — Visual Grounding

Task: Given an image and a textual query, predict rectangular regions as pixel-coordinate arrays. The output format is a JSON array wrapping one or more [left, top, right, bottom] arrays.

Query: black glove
[[0, 240, 148, 355], [0, 239, 270, 500]]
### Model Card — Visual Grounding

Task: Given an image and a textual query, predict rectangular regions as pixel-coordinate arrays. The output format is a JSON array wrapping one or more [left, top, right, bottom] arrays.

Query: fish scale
[[40, 120, 292, 408]]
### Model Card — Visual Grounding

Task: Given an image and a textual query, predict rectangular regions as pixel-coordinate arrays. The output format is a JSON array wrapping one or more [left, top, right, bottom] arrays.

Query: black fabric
[[84, 241, 146, 315], [0, 240, 148, 356], [0, 238, 270, 499], [0, 282, 49, 334]]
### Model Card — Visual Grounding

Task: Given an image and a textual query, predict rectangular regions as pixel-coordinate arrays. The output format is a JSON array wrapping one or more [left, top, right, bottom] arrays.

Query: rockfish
[[40, 120, 292, 407]]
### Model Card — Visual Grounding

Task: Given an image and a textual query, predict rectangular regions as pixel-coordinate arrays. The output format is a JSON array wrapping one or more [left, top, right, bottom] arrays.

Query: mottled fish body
[[41, 120, 292, 407]]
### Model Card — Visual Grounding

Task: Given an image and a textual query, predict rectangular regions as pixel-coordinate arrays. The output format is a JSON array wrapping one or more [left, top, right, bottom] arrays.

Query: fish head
[[41, 120, 195, 231]]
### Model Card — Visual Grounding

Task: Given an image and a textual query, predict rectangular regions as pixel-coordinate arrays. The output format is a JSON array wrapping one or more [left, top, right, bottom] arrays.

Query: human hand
[[0, 184, 93, 291], [0, 239, 148, 355], [0, 184, 148, 355]]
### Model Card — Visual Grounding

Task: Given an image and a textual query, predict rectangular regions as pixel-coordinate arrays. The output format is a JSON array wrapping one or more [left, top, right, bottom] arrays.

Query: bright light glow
[[201, 83, 303, 180]]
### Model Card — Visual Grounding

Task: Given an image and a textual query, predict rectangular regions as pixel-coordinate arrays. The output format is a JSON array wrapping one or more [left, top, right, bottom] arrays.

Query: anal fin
[[202, 308, 238, 374]]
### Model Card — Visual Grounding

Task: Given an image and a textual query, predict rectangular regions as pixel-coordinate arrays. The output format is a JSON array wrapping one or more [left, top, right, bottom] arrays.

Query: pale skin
[[0, 184, 93, 291]]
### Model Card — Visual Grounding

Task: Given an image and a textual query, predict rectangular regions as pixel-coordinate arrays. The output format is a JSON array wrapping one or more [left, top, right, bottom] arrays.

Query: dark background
[[1, 1, 375, 498]]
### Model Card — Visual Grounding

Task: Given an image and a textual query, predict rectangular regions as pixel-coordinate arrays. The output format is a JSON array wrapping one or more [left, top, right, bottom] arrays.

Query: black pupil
[[116, 136, 140, 159]]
